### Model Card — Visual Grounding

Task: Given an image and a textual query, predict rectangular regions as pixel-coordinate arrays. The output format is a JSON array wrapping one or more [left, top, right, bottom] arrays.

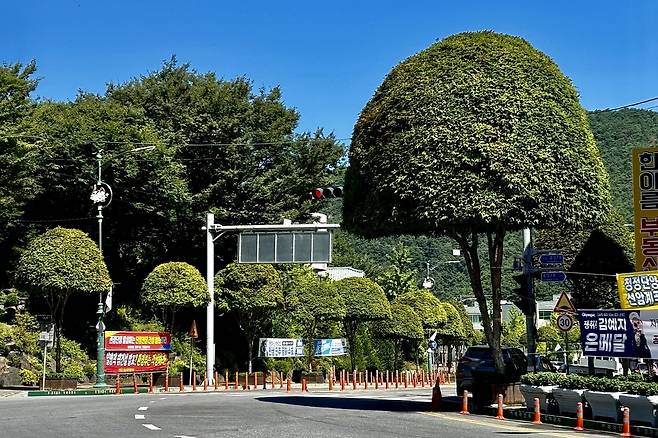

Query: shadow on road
[[255, 395, 429, 412]]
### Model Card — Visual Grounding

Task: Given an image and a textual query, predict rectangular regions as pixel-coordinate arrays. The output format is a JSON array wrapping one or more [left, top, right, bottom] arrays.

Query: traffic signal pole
[[522, 228, 538, 361]]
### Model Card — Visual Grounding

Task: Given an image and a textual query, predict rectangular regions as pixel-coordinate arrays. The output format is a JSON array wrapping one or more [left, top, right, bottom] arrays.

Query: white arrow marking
[[143, 424, 161, 430], [135, 414, 145, 420], [138, 406, 148, 411], [174, 435, 197, 438]]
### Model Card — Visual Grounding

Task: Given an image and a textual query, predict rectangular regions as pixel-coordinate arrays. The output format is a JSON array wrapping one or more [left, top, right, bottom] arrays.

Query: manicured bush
[[19, 369, 38, 386]]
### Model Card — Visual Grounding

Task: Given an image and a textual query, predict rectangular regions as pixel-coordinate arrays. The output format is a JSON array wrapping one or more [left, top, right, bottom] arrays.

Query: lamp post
[[421, 260, 461, 290], [90, 145, 154, 388]]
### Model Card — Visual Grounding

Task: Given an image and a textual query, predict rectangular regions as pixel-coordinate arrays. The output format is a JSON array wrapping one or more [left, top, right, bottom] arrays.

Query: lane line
[[422, 412, 602, 438], [138, 406, 148, 411], [134, 414, 145, 420], [142, 424, 161, 431]]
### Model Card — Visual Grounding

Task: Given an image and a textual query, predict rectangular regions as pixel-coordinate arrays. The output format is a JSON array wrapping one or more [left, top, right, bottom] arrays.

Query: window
[[469, 315, 481, 323], [539, 310, 552, 320]]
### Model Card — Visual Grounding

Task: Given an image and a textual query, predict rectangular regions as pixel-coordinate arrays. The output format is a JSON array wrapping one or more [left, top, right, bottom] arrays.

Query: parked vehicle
[[456, 346, 527, 394]]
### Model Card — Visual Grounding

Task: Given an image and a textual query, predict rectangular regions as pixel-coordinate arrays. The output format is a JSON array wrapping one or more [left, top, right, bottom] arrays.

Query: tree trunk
[[393, 340, 400, 371], [247, 336, 253, 374], [55, 296, 68, 374], [487, 226, 506, 374], [453, 228, 506, 374], [345, 321, 358, 371]]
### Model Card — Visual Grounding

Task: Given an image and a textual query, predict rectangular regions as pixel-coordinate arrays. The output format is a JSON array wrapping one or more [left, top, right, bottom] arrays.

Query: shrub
[[19, 369, 38, 386]]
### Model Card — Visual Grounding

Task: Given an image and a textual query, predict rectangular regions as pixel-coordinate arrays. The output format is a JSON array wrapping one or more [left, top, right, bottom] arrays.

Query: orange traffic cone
[[431, 377, 442, 411], [495, 394, 504, 420], [532, 397, 541, 425], [621, 407, 631, 437], [460, 390, 469, 415], [574, 402, 584, 431]]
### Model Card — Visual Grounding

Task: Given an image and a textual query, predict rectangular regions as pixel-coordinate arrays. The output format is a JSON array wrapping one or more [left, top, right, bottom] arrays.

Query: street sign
[[539, 254, 564, 265], [541, 271, 566, 282], [428, 340, 438, 351], [557, 314, 573, 332], [553, 291, 577, 313]]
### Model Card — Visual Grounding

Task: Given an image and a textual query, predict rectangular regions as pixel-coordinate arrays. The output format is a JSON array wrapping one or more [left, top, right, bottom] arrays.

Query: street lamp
[[90, 145, 155, 388], [421, 260, 461, 290]]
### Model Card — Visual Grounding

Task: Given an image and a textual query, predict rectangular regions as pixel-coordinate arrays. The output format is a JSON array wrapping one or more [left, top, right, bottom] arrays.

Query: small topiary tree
[[142, 262, 209, 332], [374, 303, 424, 370], [15, 227, 111, 372], [215, 263, 283, 373], [336, 277, 391, 370]]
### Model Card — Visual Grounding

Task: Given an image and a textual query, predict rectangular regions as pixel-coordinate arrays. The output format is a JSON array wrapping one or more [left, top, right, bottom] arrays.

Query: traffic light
[[511, 273, 533, 316], [306, 186, 343, 200]]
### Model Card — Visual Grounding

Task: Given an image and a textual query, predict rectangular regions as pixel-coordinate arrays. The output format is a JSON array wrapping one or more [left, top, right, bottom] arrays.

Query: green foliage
[[436, 302, 466, 345], [376, 242, 418, 300], [519, 372, 658, 395], [19, 368, 38, 386], [113, 305, 165, 331], [142, 262, 209, 330], [589, 109, 658, 223], [170, 335, 206, 373], [395, 289, 446, 328], [15, 227, 111, 296], [448, 299, 477, 345], [501, 309, 526, 348], [375, 303, 424, 341], [344, 31, 610, 236]]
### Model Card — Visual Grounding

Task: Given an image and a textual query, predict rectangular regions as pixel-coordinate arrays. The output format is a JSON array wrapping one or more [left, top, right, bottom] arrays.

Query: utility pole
[[522, 228, 538, 361]]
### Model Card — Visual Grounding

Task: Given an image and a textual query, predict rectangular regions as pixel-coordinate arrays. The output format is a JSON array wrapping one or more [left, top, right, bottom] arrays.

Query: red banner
[[104, 331, 171, 351], [104, 351, 169, 374]]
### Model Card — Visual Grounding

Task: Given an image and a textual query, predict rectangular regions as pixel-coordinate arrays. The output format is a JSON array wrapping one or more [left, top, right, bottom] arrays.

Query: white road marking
[[138, 406, 148, 411], [149, 400, 156, 403], [142, 424, 161, 431], [174, 436, 197, 438], [135, 414, 145, 420], [159, 397, 167, 400]]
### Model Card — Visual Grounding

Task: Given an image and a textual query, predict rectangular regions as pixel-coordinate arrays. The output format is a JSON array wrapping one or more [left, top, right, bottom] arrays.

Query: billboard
[[633, 148, 658, 271], [104, 331, 171, 351], [617, 271, 658, 310], [578, 309, 658, 358], [258, 338, 348, 357], [104, 331, 171, 374]]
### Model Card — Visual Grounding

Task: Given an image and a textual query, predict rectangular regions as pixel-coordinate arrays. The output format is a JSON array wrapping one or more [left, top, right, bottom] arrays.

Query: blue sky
[[3, 0, 657, 141]]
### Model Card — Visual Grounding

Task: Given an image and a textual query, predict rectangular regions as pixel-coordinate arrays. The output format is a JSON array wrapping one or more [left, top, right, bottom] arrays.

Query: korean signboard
[[258, 338, 348, 358], [633, 148, 658, 271], [104, 331, 171, 351], [578, 309, 658, 358], [104, 331, 171, 373], [616, 271, 658, 310]]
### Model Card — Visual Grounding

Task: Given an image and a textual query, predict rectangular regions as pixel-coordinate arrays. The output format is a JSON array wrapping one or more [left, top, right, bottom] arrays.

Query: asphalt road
[[0, 387, 617, 438]]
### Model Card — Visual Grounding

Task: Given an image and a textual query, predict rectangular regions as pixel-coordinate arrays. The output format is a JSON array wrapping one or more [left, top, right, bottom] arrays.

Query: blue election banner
[[313, 338, 348, 357], [577, 310, 658, 358]]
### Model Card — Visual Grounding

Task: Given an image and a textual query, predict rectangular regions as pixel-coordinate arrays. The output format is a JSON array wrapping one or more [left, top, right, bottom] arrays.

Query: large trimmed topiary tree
[[344, 31, 611, 373], [15, 227, 112, 372], [336, 277, 391, 370], [374, 303, 424, 371], [142, 261, 209, 332]]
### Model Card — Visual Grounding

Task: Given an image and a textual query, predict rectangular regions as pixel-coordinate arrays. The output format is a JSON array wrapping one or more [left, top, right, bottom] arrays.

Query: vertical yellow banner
[[633, 148, 658, 271]]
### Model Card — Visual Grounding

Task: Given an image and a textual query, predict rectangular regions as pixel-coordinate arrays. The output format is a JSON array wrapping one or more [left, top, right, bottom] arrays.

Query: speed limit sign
[[557, 313, 573, 332]]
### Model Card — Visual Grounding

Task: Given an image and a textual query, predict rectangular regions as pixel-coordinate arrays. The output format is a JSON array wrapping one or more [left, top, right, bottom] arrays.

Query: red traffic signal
[[307, 186, 343, 200]]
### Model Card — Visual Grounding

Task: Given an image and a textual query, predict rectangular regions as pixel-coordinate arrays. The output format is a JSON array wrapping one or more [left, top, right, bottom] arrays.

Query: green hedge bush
[[521, 372, 658, 395]]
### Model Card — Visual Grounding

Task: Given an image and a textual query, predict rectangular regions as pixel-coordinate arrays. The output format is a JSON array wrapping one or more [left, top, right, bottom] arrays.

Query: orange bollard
[[532, 397, 541, 424], [375, 370, 379, 390], [224, 371, 229, 390], [280, 372, 283, 389], [431, 377, 442, 411], [364, 374, 368, 390], [358, 372, 362, 386], [192, 371, 197, 391], [341, 373, 345, 391], [164, 370, 169, 392], [286, 378, 291, 393], [574, 402, 584, 431], [421, 370, 425, 388], [179, 372, 184, 392], [244, 372, 249, 390], [133, 373, 139, 394], [235, 371, 239, 390], [302, 378, 307, 392], [148, 373, 153, 393], [404, 372, 408, 389], [395, 370, 399, 389], [203, 374, 208, 391], [495, 394, 504, 420], [385, 370, 389, 390], [413, 373, 417, 388], [214, 371, 219, 391], [115, 373, 121, 395], [253, 372, 258, 390], [620, 407, 630, 437], [460, 390, 469, 415], [328, 373, 333, 391], [353, 370, 357, 390]]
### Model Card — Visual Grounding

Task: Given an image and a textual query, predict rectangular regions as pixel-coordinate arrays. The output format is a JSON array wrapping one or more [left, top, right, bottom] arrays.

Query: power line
[[608, 96, 658, 111]]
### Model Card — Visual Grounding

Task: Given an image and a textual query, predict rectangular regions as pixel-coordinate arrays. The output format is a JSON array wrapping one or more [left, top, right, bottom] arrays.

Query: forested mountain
[[589, 108, 658, 222]]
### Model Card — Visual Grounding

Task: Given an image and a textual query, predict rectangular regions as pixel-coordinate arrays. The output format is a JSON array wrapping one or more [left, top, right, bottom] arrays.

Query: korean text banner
[[104, 331, 171, 351], [633, 148, 658, 271], [104, 351, 169, 374], [578, 309, 658, 358], [617, 271, 658, 310], [258, 338, 348, 357]]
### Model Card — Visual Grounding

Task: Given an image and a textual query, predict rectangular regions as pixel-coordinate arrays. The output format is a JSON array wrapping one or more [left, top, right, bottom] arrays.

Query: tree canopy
[[394, 289, 446, 328], [343, 31, 612, 373], [141, 261, 209, 330]]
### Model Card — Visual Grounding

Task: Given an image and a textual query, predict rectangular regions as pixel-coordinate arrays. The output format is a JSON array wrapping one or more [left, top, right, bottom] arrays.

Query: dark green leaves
[[142, 262, 209, 310]]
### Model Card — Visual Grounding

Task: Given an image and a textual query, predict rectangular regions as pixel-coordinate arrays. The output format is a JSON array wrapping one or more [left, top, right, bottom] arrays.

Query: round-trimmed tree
[[374, 303, 424, 370], [395, 289, 447, 329], [344, 31, 611, 373], [336, 277, 391, 370], [142, 262, 209, 332], [215, 263, 283, 373], [15, 227, 112, 372]]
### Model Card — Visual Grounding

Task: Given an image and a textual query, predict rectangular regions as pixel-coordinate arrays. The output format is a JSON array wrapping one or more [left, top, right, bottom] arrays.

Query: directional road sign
[[556, 314, 574, 332], [541, 271, 567, 282], [539, 254, 564, 265]]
